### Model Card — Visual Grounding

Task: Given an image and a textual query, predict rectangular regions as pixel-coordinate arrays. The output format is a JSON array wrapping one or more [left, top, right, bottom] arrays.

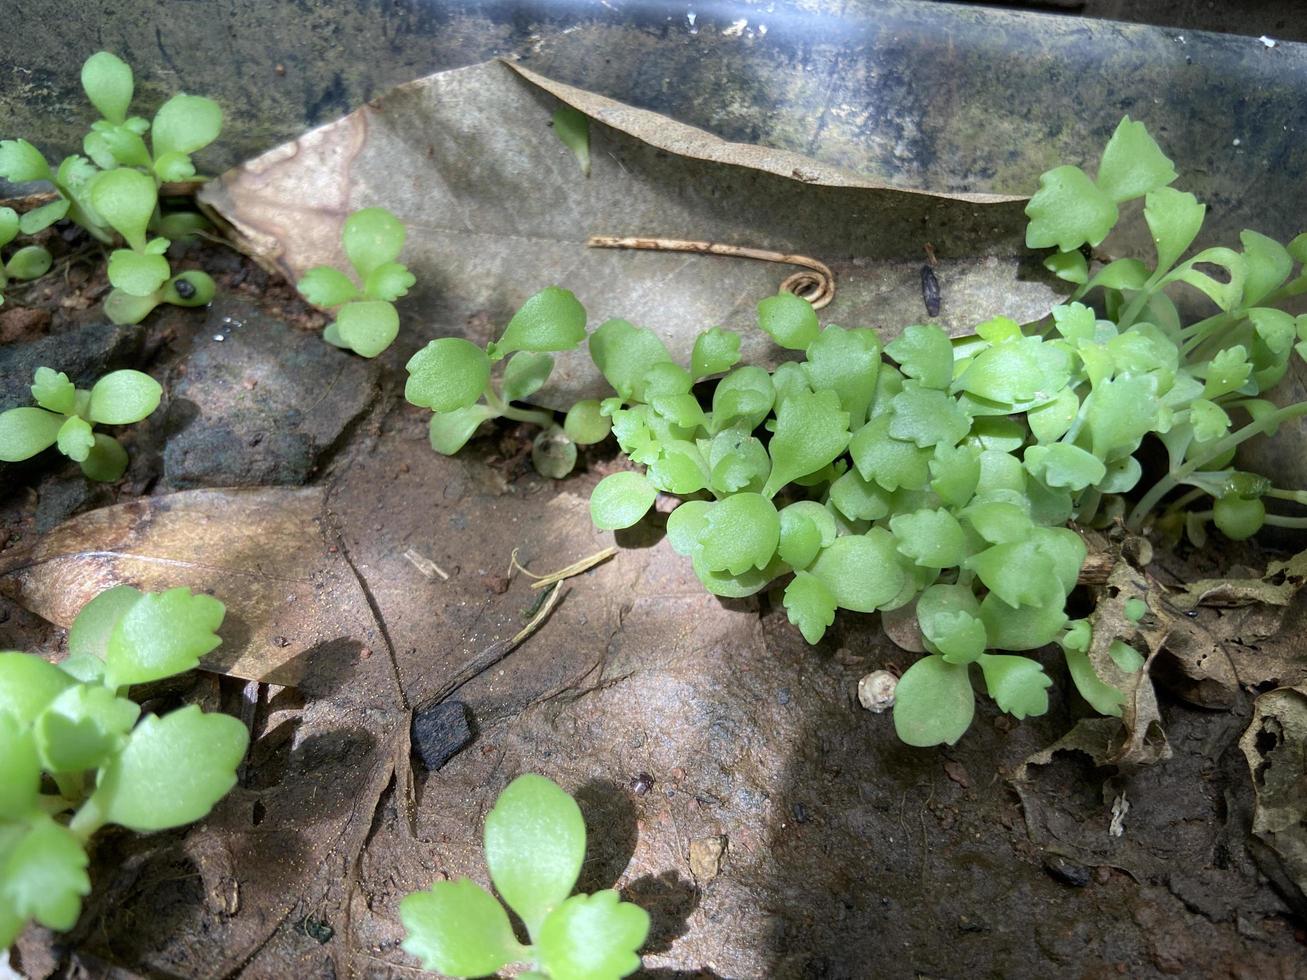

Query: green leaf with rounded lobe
[[336, 300, 400, 358], [829, 468, 891, 522], [428, 404, 494, 455], [1108, 639, 1145, 673], [1096, 116, 1177, 203], [5, 243, 53, 281], [1, 814, 90, 931], [961, 499, 1033, 544], [495, 286, 587, 359], [80, 433, 129, 482], [104, 289, 161, 326], [364, 261, 416, 302], [405, 338, 491, 412], [1027, 387, 1079, 444], [707, 427, 770, 494], [103, 587, 225, 688], [0, 139, 51, 182], [0, 407, 63, 461], [647, 441, 707, 495], [966, 541, 1055, 607], [1241, 230, 1293, 307], [887, 324, 954, 389], [90, 168, 156, 251], [802, 326, 882, 427], [84, 122, 150, 170], [955, 336, 1070, 406], [31, 367, 75, 415], [88, 369, 162, 425], [651, 393, 706, 430], [697, 493, 780, 576], [1044, 249, 1088, 284], [1201, 345, 1251, 399], [783, 572, 837, 644], [917, 584, 986, 664], [888, 383, 970, 448], [692, 552, 785, 598], [757, 292, 819, 350], [849, 415, 930, 492], [929, 442, 980, 508], [889, 508, 967, 569], [551, 106, 591, 176], [979, 582, 1068, 652], [35, 684, 140, 773], [1063, 646, 1125, 716], [0, 712, 41, 820], [152, 150, 196, 182], [1025, 165, 1118, 251], [87, 705, 248, 832], [297, 266, 360, 307], [762, 389, 849, 498], [1162, 247, 1246, 312], [666, 500, 711, 556], [338, 207, 406, 279], [18, 198, 69, 236], [641, 362, 692, 399], [1083, 374, 1159, 458], [590, 471, 657, 530], [892, 655, 975, 747], [1144, 186, 1204, 272], [0, 206, 17, 245], [1022, 443, 1106, 491], [710, 365, 774, 434], [56, 415, 95, 463], [484, 774, 586, 935], [564, 400, 612, 445], [691, 326, 742, 379], [978, 654, 1052, 719], [808, 530, 906, 613], [538, 889, 650, 980], [81, 51, 134, 123], [400, 878, 524, 977], [1189, 399, 1230, 443], [779, 501, 837, 568], [107, 248, 171, 297], [501, 352, 555, 403], [589, 318, 673, 401], [151, 94, 222, 160]]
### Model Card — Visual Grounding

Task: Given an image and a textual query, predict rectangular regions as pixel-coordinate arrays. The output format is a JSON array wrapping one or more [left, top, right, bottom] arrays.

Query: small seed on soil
[[857, 670, 897, 712]]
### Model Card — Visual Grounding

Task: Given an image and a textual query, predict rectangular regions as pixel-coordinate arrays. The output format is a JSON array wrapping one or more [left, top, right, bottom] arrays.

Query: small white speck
[[757, 23, 767, 36], [1259, 35, 1277, 48], [687, 11, 696, 26], [1176, 34, 1186, 44], [1233, 138, 1242, 146], [213, 334, 225, 341], [723, 17, 747, 37]]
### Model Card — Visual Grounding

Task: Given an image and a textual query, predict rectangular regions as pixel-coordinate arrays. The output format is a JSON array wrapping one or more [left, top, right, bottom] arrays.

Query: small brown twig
[[587, 235, 836, 309]]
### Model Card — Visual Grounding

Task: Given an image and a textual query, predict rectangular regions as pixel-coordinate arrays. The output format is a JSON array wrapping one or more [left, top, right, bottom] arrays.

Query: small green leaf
[[1162, 247, 1247, 312], [666, 500, 711, 556], [966, 540, 1056, 607], [537, 890, 650, 980], [502, 352, 555, 403], [647, 440, 707, 494], [1108, 639, 1145, 673], [405, 338, 491, 412], [697, 493, 780, 576], [1189, 399, 1231, 443], [888, 383, 970, 448], [1027, 387, 1079, 444], [335, 300, 400, 358], [828, 468, 890, 522], [31, 368, 76, 414], [90, 168, 157, 251], [0, 139, 52, 182], [56, 415, 95, 463], [889, 508, 968, 569], [6, 245, 52, 285], [808, 530, 906, 613], [0, 651, 76, 726], [0, 407, 63, 462], [762, 388, 849, 498], [1202, 346, 1252, 399], [1063, 647, 1125, 716], [650, 393, 706, 430], [589, 319, 673, 401], [484, 774, 585, 935], [340, 207, 406, 279], [0, 713, 41, 819], [1025, 165, 1118, 252], [34, 683, 140, 773], [84, 122, 150, 170], [162, 270, 216, 308], [297, 266, 360, 307], [0, 814, 91, 931], [691, 326, 742, 379], [778, 501, 837, 570], [87, 369, 162, 425], [887, 324, 954, 390], [710, 365, 774, 434], [0, 206, 17, 246], [960, 499, 1032, 544], [1095, 116, 1176, 203], [151, 94, 222, 160], [533, 427, 578, 480], [979, 582, 1068, 651], [18, 199, 69, 236], [107, 248, 171, 297], [80, 433, 129, 482], [706, 427, 770, 494], [849, 415, 930, 492], [564, 400, 612, 445], [495, 286, 587, 359], [929, 443, 981, 508], [757, 292, 820, 351], [429, 404, 495, 455], [977, 654, 1052, 719], [954, 336, 1071, 406], [1044, 249, 1088, 284], [1144, 186, 1204, 272], [1241, 230, 1293, 307], [892, 655, 975, 747], [551, 106, 591, 177], [916, 584, 986, 664], [86, 705, 248, 832], [103, 587, 225, 688], [590, 471, 657, 530], [104, 289, 162, 326], [802, 326, 882, 427], [1022, 443, 1106, 491], [1083, 374, 1159, 458], [364, 261, 416, 302], [81, 51, 134, 123], [641, 362, 692, 399], [400, 878, 524, 977]]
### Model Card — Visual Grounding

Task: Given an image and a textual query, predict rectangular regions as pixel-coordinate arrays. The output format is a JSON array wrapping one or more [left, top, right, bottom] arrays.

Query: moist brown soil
[[1, 235, 1305, 980]]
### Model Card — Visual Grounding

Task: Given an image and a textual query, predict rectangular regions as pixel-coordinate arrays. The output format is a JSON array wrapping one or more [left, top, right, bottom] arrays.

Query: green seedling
[[405, 286, 606, 476], [0, 51, 222, 324], [0, 586, 249, 951], [0, 366, 162, 481], [0, 206, 52, 307], [296, 207, 417, 357], [401, 774, 649, 979]]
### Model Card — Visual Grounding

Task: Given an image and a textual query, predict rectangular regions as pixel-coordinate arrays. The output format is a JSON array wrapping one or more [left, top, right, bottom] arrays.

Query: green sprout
[[0, 51, 222, 325], [0, 586, 249, 950], [0, 206, 52, 307], [400, 774, 649, 979], [0, 366, 162, 481], [296, 207, 417, 357]]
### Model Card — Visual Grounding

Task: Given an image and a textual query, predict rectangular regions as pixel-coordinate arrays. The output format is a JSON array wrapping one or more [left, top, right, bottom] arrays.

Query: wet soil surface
[[1, 234, 1305, 979]]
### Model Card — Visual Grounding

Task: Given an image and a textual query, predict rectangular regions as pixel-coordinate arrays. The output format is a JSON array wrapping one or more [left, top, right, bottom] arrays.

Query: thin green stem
[[1160, 486, 1208, 517], [483, 387, 556, 428], [1264, 514, 1307, 529], [52, 771, 86, 804], [1128, 400, 1307, 530], [1265, 487, 1307, 505], [68, 795, 106, 843]]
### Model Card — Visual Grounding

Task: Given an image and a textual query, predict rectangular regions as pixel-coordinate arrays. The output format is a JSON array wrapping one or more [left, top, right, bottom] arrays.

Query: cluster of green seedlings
[[0, 51, 219, 323], [0, 586, 249, 948], [406, 119, 1307, 745], [0, 366, 162, 481], [401, 774, 649, 980]]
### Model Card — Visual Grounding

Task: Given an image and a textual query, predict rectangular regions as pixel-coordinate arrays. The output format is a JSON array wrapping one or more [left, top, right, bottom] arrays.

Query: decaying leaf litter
[[1, 59, 1306, 977]]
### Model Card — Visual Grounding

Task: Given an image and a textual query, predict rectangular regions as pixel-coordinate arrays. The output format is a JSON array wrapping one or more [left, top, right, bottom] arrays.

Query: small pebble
[[1042, 853, 1091, 887], [791, 801, 808, 824], [629, 772, 654, 797], [689, 835, 727, 880], [857, 670, 897, 712], [410, 699, 473, 772]]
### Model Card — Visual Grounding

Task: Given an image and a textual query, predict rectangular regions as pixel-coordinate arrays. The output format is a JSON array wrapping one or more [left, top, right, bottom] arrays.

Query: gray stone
[[0, 322, 144, 410], [162, 298, 380, 488], [410, 700, 472, 772]]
